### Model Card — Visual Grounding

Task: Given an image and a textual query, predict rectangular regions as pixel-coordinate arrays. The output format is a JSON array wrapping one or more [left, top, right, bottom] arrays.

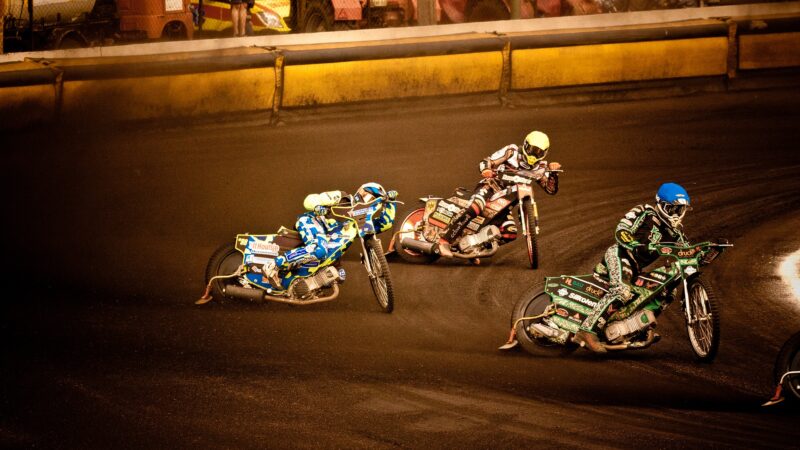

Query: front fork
[[682, 276, 709, 324], [359, 234, 376, 279], [518, 185, 539, 237]]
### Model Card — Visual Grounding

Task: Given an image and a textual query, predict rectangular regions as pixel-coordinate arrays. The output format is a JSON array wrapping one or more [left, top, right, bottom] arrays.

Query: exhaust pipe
[[400, 237, 437, 254], [224, 285, 265, 303]]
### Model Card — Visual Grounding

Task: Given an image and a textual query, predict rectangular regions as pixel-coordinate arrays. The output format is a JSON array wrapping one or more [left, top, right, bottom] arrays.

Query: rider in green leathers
[[574, 182, 691, 353]]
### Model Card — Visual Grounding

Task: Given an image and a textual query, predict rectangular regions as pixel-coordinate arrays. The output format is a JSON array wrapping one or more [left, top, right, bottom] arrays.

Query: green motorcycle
[[502, 240, 732, 362]]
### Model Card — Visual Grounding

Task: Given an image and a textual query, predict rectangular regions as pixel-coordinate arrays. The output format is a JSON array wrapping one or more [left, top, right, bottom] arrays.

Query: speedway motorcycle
[[764, 330, 800, 407], [197, 191, 398, 313], [501, 239, 732, 361], [391, 168, 560, 269]]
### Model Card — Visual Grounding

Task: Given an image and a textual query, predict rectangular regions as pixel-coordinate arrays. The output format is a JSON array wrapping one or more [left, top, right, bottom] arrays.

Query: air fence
[[0, 4, 798, 129]]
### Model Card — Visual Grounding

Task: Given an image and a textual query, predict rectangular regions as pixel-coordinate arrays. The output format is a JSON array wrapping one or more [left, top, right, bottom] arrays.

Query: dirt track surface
[[4, 88, 800, 448]]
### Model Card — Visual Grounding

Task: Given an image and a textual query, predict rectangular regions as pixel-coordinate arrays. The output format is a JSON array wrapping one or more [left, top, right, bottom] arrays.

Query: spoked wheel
[[521, 198, 539, 270], [395, 208, 439, 264], [511, 289, 557, 354], [365, 237, 394, 313], [204, 243, 244, 301], [685, 276, 721, 362], [774, 331, 800, 405]]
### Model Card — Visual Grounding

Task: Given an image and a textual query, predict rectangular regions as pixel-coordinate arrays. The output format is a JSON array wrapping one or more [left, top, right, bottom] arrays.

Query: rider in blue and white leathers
[[264, 183, 396, 288], [573, 182, 691, 352]]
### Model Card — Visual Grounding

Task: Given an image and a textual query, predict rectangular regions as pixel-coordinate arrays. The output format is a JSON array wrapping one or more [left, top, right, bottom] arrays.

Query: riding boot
[[439, 206, 479, 257], [573, 330, 607, 353]]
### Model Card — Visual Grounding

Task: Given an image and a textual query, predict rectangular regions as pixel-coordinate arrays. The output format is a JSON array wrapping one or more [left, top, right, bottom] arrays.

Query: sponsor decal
[[648, 225, 662, 244], [250, 265, 262, 274], [486, 198, 511, 211], [425, 201, 437, 215], [558, 288, 568, 297], [238, 237, 249, 246], [570, 312, 583, 323], [567, 291, 597, 308], [251, 240, 281, 256], [500, 173, 533, 185], [249, 255, 274, 266], [619, 231, 634, 243], [547, 283, 561, 288], [635, 279, 644, 287], [466, 221, 481, 232], [677, 248, 698, 257], [565, 277, 585, 288], [428, 218, 447, 229], [585, 285, 605, 297], [660, 247, 672, 254], [437, 201, 462, 215], [349, 207, 371, 218], [431, 212, 453, 225], [556, 308, 569, 317], [684, 266, 697, 276], [649, 271, 667, 281]]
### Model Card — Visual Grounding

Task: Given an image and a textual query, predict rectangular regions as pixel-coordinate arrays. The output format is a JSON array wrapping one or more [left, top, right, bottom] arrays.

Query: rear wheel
[[301, 0, 356, 32], [685, 276, 720, 362], [395, 208, 440, 264], [466, 0, 510, 21], [162, 22, 188, 40], [204, 243, 244, 301], [774, 331, 800, 405], [521, 198, 539, 270], [58, 35, 85, 49], [365, 237, 394, 313], [511, 290, 557, 354]]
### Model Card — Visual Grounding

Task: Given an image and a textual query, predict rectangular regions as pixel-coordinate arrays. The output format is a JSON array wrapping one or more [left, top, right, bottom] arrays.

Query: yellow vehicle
[[191, 0, 290, 34]]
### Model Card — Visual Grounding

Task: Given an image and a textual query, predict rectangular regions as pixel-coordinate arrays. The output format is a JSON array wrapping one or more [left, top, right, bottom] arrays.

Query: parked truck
[[287, 0, 537, 32], [2, 0, 194, 52], [191, 0, 537, 36]]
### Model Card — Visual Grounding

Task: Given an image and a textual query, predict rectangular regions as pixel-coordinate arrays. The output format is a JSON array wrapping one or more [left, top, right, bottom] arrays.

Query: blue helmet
[[355, 182, 386, 204], [655, 182, 691, 227]]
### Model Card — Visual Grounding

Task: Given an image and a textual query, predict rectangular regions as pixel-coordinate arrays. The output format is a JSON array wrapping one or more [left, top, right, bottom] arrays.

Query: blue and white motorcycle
[[197, 189, 398, 313]]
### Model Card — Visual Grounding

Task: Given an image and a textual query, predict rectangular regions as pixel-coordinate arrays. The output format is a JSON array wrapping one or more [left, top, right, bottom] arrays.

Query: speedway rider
[[439, 130, 562, 257], [574, 182, 691, 353], [264, 183, 397, 288]]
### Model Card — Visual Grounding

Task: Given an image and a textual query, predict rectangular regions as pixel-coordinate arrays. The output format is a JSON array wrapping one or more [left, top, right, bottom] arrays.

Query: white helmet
[[521, 131, 550, 166]]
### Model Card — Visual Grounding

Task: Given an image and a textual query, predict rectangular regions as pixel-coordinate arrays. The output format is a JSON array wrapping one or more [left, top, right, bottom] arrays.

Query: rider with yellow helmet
[[439, 131, 562, 257]]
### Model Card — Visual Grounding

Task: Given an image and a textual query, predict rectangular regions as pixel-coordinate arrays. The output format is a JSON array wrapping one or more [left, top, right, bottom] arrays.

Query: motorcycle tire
[[521, 198, 539, 270], [684, 276, 721, 362], [774, 330, 800, 405], [205, 242, 244, 302], [396, 208, 440, 264], [511, 289, 558, 355], [365, 237, 394, 313]]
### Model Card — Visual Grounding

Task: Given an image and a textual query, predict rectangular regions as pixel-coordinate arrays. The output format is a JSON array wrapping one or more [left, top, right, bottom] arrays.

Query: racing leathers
[[442, 144, 560, 245], [267, 190, 395, 288], [580, 203, 687, 337]]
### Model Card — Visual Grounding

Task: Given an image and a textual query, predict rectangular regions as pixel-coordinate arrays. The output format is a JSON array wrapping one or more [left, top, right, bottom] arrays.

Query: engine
[[458, 225, 501, 252], [604, 309, 657, 343], [289, 266, 344, 298]]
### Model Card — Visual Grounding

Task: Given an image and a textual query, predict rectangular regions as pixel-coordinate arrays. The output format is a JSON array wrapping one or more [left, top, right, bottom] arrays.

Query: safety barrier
[[1, 12, 799, 130]]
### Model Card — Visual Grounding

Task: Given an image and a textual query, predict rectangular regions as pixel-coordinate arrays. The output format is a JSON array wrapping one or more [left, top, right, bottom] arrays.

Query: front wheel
[[204, 243, 244, 301], [521, 198, 539, 270], [511, 289, 556, 354], [774, 331, 800, 405], [684, 276, 721, 362], [365, 237, 394, 313]]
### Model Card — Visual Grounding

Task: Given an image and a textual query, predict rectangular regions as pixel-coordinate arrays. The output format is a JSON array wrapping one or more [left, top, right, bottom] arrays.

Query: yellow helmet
[[521, 131, 550, 166]]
